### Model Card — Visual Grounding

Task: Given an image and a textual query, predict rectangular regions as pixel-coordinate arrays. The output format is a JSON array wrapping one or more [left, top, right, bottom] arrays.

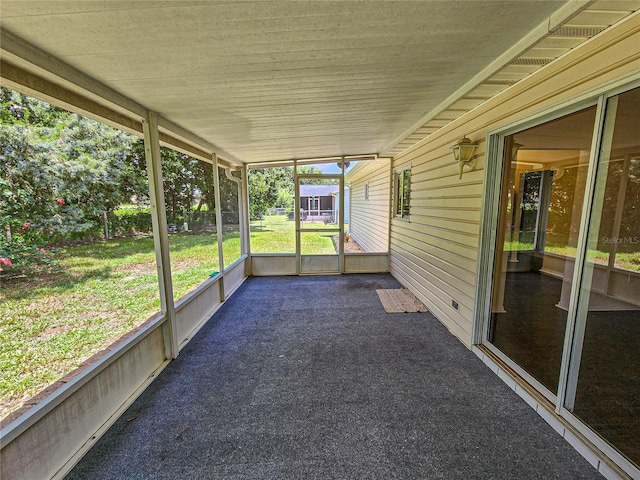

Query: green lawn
[[0, 232, 238, 419], [250, 214, 296, 253], [250, 214, 339, 254], [0, 218, 341, 420], [503, 239, 640, 272]]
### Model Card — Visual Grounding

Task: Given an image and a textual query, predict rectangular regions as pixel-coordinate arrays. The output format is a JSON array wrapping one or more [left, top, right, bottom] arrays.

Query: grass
[[300, 231, 337, 254], [503, 237, 640, 272], [0, 231, 239, 419], [0, 218, 340, 420], [9, 215, 633, 421], [250, 214, 340, 254], [250, 215, 296, 253]]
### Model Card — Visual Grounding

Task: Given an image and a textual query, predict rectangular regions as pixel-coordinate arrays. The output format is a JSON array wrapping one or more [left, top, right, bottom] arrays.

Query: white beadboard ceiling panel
[[1, 1, 638, 163]]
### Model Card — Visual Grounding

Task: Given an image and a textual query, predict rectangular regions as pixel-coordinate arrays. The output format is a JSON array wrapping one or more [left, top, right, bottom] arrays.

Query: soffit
[[1, 1, 637, 164], [382, 0, 640, 157]]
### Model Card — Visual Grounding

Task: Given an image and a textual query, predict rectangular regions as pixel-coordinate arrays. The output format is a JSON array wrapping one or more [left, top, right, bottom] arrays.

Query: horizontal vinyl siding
[[390, 251, 471, 343], [347, 160, 390, 253], [390, 13, 640, 346]]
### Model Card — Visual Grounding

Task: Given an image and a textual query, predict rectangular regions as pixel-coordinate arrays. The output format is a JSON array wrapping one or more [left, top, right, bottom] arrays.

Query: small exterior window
[[394, 167, 411, 219], [364, 182, 369, 201]]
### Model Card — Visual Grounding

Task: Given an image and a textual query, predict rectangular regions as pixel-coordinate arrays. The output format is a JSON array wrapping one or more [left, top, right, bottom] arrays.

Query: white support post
[[213, 154, 225, 299], [294, 160, 301, 274], [604, 150, 631, 290], [240, 164, 252, 274], [143, 112, 178, 359], [339, 157, 345, 273], [534, 170, 553, 253]]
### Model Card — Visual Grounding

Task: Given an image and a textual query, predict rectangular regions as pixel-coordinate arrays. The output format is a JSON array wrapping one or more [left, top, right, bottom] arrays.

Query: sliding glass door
[[488, 106, 597, 396], [564, 86, 640, 469], [484, 84, 640, 470]]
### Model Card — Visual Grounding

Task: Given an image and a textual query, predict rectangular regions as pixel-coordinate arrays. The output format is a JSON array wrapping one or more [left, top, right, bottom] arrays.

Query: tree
[[1, 88, 135, 271], [158, 148, 198, 224], [1, 90, 136, 234], [247, 167, 293, 220], [118, 139, 150, 205], [296, 165, 333, 184], [123, 139, 220, 224], [276, 187, 293, 210], [192, 161, 215, 212]]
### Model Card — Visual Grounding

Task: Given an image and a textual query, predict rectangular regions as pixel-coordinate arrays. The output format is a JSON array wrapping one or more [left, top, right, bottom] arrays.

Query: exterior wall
[[346, 159, 391, 252], [390, 12, 640, 347]]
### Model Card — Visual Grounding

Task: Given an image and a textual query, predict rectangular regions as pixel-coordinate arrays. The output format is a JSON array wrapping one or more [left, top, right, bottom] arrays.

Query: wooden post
[[103, 211, 109, 240]]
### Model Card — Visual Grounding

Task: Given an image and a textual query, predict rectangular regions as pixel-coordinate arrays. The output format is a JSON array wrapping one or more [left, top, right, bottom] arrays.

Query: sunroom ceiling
[[1, 1, 638, 164]]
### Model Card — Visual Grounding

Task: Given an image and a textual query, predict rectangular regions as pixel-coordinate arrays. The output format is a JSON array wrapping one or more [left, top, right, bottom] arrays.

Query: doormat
[[376, 289, 427, 313]]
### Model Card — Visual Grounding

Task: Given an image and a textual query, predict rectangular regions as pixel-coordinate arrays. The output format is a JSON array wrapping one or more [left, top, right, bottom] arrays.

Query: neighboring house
[[345, 159, 390, 253], [298, 184, 338, 222]]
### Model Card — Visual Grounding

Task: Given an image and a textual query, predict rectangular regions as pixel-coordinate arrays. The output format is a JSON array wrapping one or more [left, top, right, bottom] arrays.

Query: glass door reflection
[[565, 87, 640, 467], [489, 107, 597, 396]]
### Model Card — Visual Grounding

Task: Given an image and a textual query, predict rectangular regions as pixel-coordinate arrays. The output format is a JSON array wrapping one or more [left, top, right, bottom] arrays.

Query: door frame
[[295, 170, 344, 274]]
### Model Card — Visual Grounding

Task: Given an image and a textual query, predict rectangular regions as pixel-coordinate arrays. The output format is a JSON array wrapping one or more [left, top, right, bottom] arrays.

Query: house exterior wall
[[319, 195, 334, 212], [389, 12, 640, 347], [346, 159, 391, 252]]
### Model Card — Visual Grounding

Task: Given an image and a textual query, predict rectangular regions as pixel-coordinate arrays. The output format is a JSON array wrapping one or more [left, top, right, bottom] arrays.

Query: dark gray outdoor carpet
[[67, 274, 602, 479]]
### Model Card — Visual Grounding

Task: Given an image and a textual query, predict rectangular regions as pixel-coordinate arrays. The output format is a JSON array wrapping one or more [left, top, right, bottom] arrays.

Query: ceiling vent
[[509, 58, 552, 66], [551, 26, 607, 37], [481, 79, 519, 86]]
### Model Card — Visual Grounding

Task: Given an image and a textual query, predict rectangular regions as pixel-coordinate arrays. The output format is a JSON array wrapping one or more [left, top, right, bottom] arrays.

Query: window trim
[[394, 166, 411, 220]]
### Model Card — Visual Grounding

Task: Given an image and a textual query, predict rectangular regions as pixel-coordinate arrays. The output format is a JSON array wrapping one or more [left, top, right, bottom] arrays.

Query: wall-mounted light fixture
[[450, 135, 478, 179]]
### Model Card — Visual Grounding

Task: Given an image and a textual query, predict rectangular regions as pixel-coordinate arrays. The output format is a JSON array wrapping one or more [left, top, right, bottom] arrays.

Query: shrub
[[108, 210, 153, 235], [0, 238, 57, 277]]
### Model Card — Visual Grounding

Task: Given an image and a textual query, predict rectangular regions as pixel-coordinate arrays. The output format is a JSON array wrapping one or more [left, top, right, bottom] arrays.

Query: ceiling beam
[[1, 60, 143, 136]]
